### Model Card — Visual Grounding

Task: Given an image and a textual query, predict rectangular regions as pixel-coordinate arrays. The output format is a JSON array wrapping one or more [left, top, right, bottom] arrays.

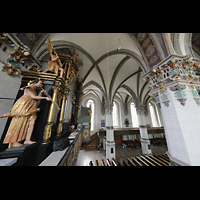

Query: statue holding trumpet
[[0, 78, 60, 148]]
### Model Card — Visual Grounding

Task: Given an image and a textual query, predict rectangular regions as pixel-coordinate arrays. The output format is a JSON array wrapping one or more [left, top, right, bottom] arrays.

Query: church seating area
[[89, 152, 170, 166]]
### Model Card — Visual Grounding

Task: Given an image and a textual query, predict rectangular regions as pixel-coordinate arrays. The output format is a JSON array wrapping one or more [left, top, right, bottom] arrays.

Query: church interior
[[0, 33, 200, 166]]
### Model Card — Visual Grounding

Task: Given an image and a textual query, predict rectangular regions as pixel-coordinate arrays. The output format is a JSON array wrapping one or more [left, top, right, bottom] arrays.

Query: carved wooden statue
[[0, 79, 51, 148], [43, 50, 64, 78]]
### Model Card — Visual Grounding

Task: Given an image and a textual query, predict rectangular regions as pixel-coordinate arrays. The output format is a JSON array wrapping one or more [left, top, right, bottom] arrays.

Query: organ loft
[[0, 33, 200, 166]]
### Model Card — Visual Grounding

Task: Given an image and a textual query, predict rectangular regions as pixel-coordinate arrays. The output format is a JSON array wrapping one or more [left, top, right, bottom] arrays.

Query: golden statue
[[0, 79, 51, 148], [43, 50, 64, 78], [44, 37, 63, 78]]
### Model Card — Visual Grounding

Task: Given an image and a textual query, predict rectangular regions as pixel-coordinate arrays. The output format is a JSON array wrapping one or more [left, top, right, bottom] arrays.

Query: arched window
[[148, 103, 161, 127], [87, 99, 94, 131], [130, 102, 139, 127], [112, 101, 118, 127]]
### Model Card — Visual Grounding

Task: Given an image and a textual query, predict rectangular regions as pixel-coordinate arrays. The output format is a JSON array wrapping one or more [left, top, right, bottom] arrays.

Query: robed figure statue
[[0, 79, 51, 148], [43, 50, 64, 78]]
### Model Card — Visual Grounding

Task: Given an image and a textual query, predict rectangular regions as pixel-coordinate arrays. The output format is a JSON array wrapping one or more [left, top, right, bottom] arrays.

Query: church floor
[[76, 144, 168, 166]]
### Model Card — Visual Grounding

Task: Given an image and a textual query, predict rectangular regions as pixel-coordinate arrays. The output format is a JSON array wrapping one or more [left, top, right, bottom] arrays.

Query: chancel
[[0, 33, 200, 166]]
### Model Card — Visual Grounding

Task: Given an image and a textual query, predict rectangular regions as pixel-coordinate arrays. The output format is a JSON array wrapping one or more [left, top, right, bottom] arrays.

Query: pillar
[[144, 54, 200, 165], [136, 105, 152, 155], [42, 82, 60, 144], [57, 90, 68, 136], [105, 104, 115, 160]]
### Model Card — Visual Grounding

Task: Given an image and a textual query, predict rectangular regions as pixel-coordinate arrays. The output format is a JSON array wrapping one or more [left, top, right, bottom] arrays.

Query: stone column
[[144, 54, 200, 166], [136, 105, 152, 155], [105, 104, 115, 160]]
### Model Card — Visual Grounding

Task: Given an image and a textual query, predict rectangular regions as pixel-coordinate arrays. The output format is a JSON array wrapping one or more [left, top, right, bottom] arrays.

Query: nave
[[76, 143, 168, 166]]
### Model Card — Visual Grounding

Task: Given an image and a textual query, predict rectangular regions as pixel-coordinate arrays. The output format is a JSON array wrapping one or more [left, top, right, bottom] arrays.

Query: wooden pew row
[[153, 154, 169, 165], [144, 155, 162, 166], [101, 159, 106, 166], [131, 156, 143, 166], [127, 157, 137, 166], [136, 155, 150, 166], [112, 158, 118, 166], [117, 157, 124, 166], [123, 157, 132, 166], [159, 153, 170, 162], [140, 155, 156, 166], [89, 153, 170, 166], [106, 159, 111, 166]]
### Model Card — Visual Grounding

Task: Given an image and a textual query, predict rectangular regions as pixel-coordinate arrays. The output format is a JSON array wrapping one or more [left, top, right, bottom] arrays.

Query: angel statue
[[0, 79, 51, 148], [43, 50, 64, 78]]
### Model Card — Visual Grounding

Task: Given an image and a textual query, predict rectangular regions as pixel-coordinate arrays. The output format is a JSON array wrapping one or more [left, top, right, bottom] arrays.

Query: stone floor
[[76, 143, 168, 166]]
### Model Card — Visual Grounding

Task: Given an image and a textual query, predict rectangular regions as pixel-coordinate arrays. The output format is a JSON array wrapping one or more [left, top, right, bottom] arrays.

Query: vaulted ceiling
[[14, 33, 172, 106]]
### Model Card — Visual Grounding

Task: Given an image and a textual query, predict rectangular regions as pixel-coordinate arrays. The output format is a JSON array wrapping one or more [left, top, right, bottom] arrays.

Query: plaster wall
[[160, 87, 200, 165]]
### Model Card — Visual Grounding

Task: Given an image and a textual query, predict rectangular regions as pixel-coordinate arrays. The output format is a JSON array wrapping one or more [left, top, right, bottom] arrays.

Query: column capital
[[144, 54, 200, 92], [135, 105, 147, 115], [105, 104, 113, 114], [144, 54, 200, 107]]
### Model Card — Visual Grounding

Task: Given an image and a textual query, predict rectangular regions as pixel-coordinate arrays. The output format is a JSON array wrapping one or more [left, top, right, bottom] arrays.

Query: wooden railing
[[58, 128, 83, 166]]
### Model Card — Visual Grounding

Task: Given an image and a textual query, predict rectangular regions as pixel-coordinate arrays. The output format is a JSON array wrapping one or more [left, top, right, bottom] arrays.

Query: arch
[[36, 40, 108, 99], [83, 89, 102, 103], [35, 40, 96, 64], [111, 69, 141, 103], [120, 84, 139, 105], [109, 56, 131, 100], [139, 81, 149, 104], [171, 33, 193, 56], [83, 80, 106, 99], [83, 49, 147, 83]]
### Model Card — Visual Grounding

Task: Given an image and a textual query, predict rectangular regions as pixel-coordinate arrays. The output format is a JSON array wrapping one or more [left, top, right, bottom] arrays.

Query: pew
[[96, 160, 99, 166], [122, 157, 130, 166], [89, 161, 93, 166], [106, 159, 111, 166], [117, 157, 124, 166], [136, 155, 149, 166], [101, 159, 106, 166], [127, 156, 136, 166], [156, 153, 170, 163], [112, 158, 118, 166], [123, 140, 136, 148], [131, 156, 143, 166], [160, 153, 170, 162], [140, 155, 156, 166], [89, 152, 170, 166], [148, 154, 168, 166], [144, 154, 162, 166], [153, 153, 169, 165]]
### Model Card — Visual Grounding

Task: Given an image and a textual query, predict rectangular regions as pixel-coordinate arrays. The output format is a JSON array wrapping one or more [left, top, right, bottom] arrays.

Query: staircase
[[80, 132, 98, 150]]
